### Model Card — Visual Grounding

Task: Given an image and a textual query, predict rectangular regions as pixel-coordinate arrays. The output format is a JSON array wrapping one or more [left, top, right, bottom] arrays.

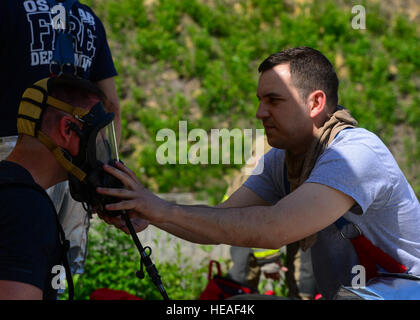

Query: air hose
[[122, 212, 170, 300]]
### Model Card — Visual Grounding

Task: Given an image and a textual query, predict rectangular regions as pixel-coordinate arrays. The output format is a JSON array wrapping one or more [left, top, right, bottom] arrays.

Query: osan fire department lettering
[[23, 0, 96, 70]]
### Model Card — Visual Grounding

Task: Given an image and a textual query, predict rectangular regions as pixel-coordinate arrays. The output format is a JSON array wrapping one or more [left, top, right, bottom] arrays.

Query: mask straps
[[37, 131, 87, 182]]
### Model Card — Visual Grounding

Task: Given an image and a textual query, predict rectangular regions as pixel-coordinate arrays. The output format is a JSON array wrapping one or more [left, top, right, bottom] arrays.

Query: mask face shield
[[73, 101, 114, 167], [94, 121, 119, 166]]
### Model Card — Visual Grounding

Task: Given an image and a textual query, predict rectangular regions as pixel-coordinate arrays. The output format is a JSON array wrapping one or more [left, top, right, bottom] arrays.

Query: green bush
[[61, 221, 212, 300], [60, 220, 289, 300]]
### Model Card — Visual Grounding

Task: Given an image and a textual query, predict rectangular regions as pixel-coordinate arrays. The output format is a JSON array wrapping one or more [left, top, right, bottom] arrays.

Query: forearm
[[151, 196, 268, 245], [160, 183, 355, 249], [152, 221, 218, 245], [153, 205, 220, 244], [100, 167, 354, 250], [165, 204, 284, 249]]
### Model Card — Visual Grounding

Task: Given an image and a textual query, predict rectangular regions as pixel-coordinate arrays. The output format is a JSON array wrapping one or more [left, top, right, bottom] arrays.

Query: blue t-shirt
[[244, 128, 420, 299], [0, 0, 117, 137], [0, 160, 62, 300]]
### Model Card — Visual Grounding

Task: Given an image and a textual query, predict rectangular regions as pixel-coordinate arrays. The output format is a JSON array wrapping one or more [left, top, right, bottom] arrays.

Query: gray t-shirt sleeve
[[306, 142, 393, 214], [243, 148, 286, 205]]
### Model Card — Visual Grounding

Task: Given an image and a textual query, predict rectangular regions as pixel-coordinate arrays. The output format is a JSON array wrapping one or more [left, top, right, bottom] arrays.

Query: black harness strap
[[0, 179, 74, 300], [282, 163, 301, 299]]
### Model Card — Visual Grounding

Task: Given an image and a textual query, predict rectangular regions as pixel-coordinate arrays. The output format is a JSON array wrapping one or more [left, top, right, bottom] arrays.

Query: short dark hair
[[41, 75, 106, 133], [258, 47, 339, 110], [48, 74, 106, 107]]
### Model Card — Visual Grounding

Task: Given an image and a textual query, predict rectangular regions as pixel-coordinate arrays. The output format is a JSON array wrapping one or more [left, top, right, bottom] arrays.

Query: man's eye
[[269, 98, 281, 104]]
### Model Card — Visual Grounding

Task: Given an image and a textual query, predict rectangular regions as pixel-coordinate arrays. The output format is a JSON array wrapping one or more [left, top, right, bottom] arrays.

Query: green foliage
[[61, 221, 288, 300], [61, 221, 211, 300]]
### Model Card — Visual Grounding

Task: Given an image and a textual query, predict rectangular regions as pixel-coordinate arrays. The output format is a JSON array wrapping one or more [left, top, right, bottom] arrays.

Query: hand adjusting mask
[[17, 77, 123, 216]]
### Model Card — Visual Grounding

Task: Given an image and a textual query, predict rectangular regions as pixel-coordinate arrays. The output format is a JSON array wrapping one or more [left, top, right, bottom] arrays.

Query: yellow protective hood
[[17, 77, 90, 181]]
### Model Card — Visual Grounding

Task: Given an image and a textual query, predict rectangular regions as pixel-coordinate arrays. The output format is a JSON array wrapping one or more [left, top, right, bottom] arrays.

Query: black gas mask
[[67, 102, 124, 216]]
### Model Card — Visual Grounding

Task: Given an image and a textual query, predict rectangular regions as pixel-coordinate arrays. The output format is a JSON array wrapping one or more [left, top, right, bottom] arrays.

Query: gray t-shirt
[[244, 128, 420, 299]]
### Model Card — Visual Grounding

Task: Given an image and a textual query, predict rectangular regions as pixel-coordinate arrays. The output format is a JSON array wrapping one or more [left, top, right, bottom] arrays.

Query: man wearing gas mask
[[0, 75, 120, 300], [0, 0, 121, 280]]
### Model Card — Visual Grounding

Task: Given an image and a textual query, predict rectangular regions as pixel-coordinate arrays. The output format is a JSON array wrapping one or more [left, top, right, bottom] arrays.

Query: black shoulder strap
[[0, 179, 74, 300]]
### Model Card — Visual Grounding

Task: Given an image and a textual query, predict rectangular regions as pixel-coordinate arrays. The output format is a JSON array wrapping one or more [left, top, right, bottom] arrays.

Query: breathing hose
[[122, 212, 170, 300]]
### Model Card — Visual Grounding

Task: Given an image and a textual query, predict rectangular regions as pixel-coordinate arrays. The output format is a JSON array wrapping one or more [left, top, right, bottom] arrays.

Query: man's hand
[[261, 261, 288, 281], [98, 211, 150, 235], [96, 162, 173, 224]]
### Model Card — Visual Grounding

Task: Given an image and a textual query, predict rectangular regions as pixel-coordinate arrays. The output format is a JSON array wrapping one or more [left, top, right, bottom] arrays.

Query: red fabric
[[90, 288, 142, 300], [314, 294, 323, 300], [199, 260, 256, 300], [351, 235, 407, 281]]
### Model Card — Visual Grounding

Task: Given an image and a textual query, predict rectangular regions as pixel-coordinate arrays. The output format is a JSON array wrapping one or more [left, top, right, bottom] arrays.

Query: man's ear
[[308, 90, 327, 119], [57, 116, 78, 146], [57, 116, 82, 156]]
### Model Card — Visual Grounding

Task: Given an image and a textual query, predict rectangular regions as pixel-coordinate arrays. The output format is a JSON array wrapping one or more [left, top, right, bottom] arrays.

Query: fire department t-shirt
[[0, 0, 117, 137], [244, 128, 420, 299]]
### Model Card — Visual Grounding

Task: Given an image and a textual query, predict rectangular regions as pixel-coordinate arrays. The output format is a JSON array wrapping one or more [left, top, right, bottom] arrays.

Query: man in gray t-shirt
[[244, 127, 420, 298], [98, 47, 420, 299]]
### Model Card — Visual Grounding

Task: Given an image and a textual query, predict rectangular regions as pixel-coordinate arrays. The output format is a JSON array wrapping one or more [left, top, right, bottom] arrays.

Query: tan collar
[[285, 106, 358, 250]]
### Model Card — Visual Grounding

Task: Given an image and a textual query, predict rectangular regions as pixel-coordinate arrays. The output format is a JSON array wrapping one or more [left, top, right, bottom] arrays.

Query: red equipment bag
[[199, 260, 257, 300], [90, 288, 142, 300]]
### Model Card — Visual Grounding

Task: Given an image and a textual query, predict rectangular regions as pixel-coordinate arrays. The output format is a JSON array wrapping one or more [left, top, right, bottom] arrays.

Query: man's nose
[[256, 102, 269, 120]]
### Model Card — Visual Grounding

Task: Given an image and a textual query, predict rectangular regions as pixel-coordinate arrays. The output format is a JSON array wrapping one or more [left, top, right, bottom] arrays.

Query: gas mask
[[17, 76, 123, 216], [67, 102, 124, 216]]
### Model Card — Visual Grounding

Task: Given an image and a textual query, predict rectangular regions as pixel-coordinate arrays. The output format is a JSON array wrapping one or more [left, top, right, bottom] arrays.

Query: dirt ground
[[381, 0, 420, 22]]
